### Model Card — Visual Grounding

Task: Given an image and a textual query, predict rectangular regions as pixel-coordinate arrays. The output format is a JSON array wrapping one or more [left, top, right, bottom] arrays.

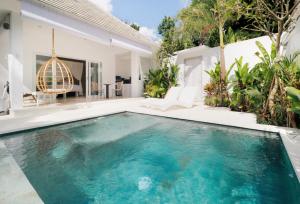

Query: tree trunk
[[268, 77, 278, 117], [219, 23, 226, 81], [266, 21, 283, 118], [275, 21, 283, 53]]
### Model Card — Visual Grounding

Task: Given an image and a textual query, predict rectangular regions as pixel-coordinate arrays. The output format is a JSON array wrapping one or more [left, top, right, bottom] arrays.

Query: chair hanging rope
[[36, 29, 73, 94]]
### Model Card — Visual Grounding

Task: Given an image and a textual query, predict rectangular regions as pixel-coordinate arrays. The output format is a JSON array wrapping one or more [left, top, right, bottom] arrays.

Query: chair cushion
[[177, 86, 198, 107], [164, 87, 182, 101]]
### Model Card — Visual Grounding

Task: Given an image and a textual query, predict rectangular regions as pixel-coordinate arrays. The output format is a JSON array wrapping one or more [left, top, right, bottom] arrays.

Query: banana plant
[[286, 87, 300, 115], [205, 62, 233, 85], [230, 57, 254, 111]]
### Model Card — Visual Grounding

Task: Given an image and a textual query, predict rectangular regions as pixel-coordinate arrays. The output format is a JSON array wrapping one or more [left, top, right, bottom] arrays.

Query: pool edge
[[0, 106, 299, 204]]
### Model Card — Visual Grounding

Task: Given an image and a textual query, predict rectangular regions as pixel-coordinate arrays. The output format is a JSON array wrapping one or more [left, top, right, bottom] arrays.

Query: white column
[[130, 51, 143, 97], [8, 12, 24, 110]]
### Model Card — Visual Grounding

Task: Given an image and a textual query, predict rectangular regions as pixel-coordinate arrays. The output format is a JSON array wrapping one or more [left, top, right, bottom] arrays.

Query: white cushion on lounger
[[164, 86, 182, 102], [141, 86, 182, 110], [177, 86, 198, 108]]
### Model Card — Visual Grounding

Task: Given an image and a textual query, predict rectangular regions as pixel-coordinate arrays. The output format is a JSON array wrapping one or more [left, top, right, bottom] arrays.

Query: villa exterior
[[0, 2, 300, 203], [1, 0, 300, 113], [0, 0, 158, 111]]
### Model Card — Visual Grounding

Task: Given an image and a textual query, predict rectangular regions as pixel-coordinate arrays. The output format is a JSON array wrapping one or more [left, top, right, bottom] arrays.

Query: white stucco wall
[[224, 36, 272, 69], [116, 56, 131, 78], [0, 20, 10, 96], [285, 18, 300, 55], [1, 0, 23, 109], [22, 17, 127, 92], [116, 55, 153, 79], [140, 57, 153, 77], [175, 35, 273, 101]]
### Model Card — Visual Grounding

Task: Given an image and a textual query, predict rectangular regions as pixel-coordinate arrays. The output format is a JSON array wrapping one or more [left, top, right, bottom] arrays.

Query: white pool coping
[[0, 141, 43, 204], [0, 98, 299, 203]]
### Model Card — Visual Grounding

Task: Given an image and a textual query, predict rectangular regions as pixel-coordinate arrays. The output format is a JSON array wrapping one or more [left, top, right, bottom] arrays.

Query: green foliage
[[250, 42, 277, 102], [206, 62, 233, 85], [224, 27, 260, 44], [205, 95, 230, 107], [286, 87, 300, 115], [246, 42, 288, 125], [277, 52, 300, 88], [203, 42, 300, 128], [178, 0, 241, 46], [233, 42, 300, 127], [225, 27, 238, 43], [158, 16, 176, 37], [157, 0, 264, 64], [157, 17, 192, 64], [130, 23, 140, 31], [144, 64, 179, 98], [204, 62, 233, 107], [230, 57, 255, 111], [204, 28, 220, 47]]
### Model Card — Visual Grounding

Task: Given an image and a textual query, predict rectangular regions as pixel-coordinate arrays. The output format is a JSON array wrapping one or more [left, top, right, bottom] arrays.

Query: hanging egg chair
[[37, 29, 73, 94]]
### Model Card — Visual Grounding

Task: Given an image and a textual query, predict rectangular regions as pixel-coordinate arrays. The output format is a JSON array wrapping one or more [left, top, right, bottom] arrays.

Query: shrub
[[204, 62, 233, 107], [144, 64, 179, 98], [230, 57, 253, 111]]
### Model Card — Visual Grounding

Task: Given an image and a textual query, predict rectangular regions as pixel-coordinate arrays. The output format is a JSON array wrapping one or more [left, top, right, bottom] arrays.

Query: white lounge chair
[[142, 86, 198, 111], [142, 86, 182, 110], [0, 85, 9, 114], [177, 86, 199, 108]]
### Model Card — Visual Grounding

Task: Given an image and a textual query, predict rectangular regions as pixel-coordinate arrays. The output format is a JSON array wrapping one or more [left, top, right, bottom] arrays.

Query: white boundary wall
[[284, 17, 300, 55], [174, 36, 273, 101]]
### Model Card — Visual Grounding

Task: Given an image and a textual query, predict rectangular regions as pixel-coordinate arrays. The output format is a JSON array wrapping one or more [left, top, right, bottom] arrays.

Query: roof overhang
[[21, 0, 156, 56]]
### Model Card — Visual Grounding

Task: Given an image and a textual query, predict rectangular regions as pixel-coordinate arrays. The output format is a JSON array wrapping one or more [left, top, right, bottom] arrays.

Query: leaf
[[286, 87, 300, 115], [271, 43, 277, 60], [286, 87, 300, 101], [256, 41, 270, 64]]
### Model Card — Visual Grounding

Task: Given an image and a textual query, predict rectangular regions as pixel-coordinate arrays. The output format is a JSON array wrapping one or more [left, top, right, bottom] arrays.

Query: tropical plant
[[144, 64, 179, 98], [245, 42, 300, 127], [286, 87, 300, 115], [230, 57, 256, 111], [245, 0, 300, 123], [204, 62, 233, 107], [286, 87, 300, 128]]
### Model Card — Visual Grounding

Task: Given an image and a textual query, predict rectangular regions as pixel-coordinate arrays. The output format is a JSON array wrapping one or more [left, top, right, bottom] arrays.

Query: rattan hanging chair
[[37, 29, 73, 94]]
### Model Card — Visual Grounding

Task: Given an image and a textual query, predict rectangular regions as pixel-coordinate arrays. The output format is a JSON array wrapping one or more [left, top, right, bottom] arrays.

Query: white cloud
[[139, 26, 159, 41], [88, 0, 113, 13]]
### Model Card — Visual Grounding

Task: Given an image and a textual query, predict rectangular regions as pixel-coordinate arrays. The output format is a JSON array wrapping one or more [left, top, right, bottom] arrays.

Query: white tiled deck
[[0, 98, 299, 203]]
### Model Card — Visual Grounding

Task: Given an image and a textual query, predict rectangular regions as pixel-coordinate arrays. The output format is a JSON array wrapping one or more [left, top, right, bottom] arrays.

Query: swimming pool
[[2, 112, 300, 203]]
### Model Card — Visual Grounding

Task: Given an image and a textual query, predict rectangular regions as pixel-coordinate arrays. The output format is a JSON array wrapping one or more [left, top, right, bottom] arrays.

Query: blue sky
[[112, 0, 187, 32], [88, 0, 188, 39]]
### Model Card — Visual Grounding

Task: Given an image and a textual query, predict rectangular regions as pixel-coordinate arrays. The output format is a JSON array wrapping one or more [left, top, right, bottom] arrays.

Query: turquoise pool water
[[2, 112, 300, 204]]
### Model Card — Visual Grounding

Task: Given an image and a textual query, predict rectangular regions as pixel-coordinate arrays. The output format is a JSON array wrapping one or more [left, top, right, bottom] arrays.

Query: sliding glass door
[[87, 61, 102, 97]]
